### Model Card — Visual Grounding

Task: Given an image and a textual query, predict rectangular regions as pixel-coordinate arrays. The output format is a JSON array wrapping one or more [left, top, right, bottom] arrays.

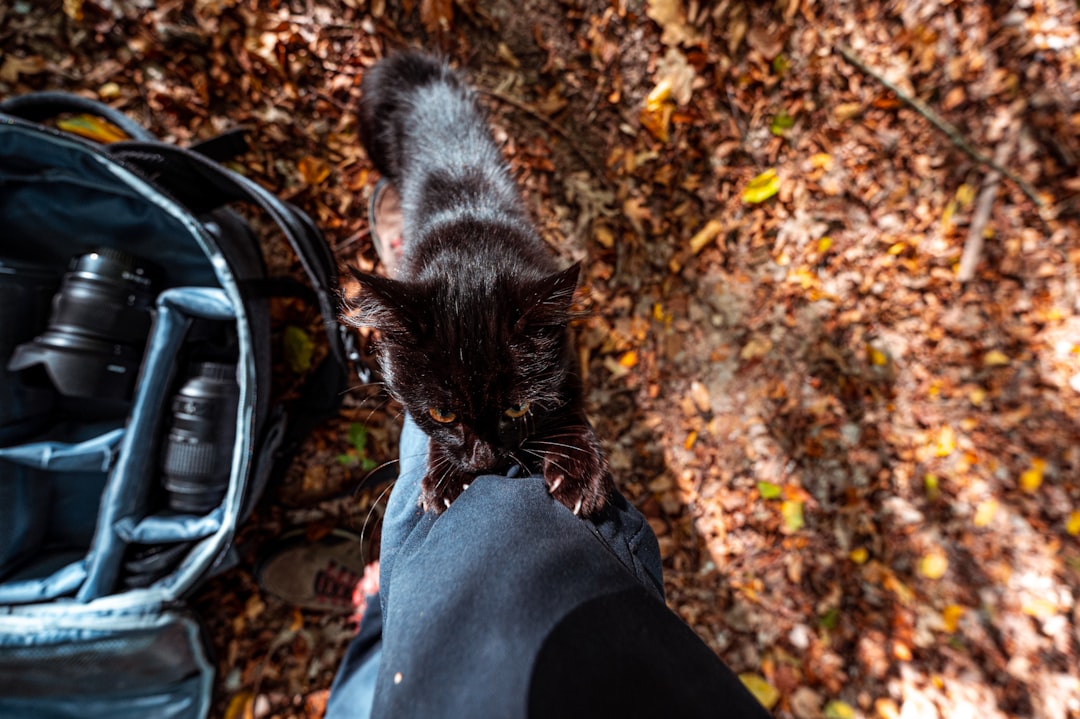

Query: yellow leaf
[[283, 325, 314, 373], [924, 474, 940, 501], [868, 346, 888, 366], [618, 350, 638, 368], [98, 82, 121, 100], [934, 426, 956, 457], [1022, 597, 1056, 619], [738, 673, 780, 709], [810, 153, 834, 170], [887, 241, 906, 255], [297, 155, 331, 185], [942, 604, 965, 633], [640, 86, 674, 142], [1019, 458, 1046, 493], [919, 551, 948, 580], [223, 692, 253, 719], [63, 0, 84, 21], [688, 218, 724, 254], [824, 700, 857, 719], [593, 223, 615, 249], [817, 236, 833, 253], [983, 350, 1010, 367], [742, 169, 781, 204], [757, 481, 782, 500], [883, 571, 914, 604], [955, 183, 976, 206], [973, 498, 998, 527], [833, 102, 862, 121], [56, 114, 128, 144], [875, 697, 901, 719], [849, 547, 869, 564], [968, 387, 986, 406], [1067, 510, 1080, 536], [645, 78, 673, 111], [684, 430, 698, 450], [781, 500, 805, 533], [941, 199, 958, 229]]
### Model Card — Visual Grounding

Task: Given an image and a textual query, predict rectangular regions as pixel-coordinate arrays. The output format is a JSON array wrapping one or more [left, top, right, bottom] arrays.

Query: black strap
[[0, 92, 157, 142], [189, 127, 250, 164], [108, 141, 352, 376]]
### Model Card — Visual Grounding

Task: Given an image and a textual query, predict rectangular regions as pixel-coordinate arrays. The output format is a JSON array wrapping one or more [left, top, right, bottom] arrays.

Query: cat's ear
[[343, 268, 419, 336], [518, 262, 581, 329]]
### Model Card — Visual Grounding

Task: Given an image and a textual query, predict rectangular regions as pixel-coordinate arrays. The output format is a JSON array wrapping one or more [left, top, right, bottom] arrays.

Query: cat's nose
[[464, 442, 497, 472]]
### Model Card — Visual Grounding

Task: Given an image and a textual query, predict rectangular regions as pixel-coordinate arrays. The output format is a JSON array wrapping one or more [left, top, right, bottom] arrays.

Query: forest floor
[[3, 0, 1080, 717]]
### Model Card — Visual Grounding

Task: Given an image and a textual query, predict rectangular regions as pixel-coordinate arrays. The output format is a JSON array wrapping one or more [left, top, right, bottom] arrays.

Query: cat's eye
[[504, 401, 531, 419], [428, 407, 457, 423]]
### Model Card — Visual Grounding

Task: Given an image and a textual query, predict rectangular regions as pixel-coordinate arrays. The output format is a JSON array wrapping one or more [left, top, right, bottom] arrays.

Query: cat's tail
[[357, 51, 465, 183]]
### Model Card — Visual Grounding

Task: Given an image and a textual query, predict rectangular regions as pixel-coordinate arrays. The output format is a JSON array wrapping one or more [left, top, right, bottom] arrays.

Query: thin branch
[[478, 87, 613, 190], [957, 139, 1014, 283], [836, 44, 1043, 207]]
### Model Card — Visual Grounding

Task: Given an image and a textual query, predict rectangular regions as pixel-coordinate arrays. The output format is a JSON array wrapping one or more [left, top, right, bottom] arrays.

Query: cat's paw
[[418, 465, 473, 514], [541, 428, 613, 518]]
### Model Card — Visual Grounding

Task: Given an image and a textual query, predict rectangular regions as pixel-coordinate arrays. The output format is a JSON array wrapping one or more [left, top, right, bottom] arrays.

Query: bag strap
[[108, 141, 354, 376], [0, 91, 158, 142], [0, 92, 250, 163]]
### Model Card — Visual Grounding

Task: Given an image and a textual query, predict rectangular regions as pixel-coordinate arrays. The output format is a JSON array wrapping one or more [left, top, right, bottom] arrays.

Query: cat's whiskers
[[358, 478, 397, 565], [508, 451, 531, 476], [526, 438, 588, 455], [521, 446, 570, 477], [345, 379, 387, 394]]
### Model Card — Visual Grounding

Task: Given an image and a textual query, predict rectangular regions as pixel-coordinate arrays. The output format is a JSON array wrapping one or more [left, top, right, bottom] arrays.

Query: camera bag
[[0, 93, 354, 717]]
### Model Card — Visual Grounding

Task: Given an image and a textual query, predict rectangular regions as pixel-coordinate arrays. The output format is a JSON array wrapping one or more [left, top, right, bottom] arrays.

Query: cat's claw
[[541, 426, 614, 519], [418, 453, 475, 515]]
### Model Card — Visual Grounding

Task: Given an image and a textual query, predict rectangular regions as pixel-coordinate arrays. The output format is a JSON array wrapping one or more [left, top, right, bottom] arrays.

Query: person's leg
[[323, 600, 381, 719], [323, 414, 430, 719], [327, 413, 769, 718]]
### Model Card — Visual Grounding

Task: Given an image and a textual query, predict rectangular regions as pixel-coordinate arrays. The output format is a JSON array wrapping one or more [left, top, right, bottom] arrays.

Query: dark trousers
[[325, 415, 770, 718]]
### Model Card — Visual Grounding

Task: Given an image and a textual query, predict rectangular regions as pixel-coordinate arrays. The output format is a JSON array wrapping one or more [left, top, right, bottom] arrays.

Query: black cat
[[345, 52, 612, 518]]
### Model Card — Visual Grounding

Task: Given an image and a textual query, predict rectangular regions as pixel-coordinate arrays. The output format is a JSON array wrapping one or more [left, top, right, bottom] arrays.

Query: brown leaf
[[0, 55, 47, 83], [420, 0, 453, 33], [645, 0, 702, 47]]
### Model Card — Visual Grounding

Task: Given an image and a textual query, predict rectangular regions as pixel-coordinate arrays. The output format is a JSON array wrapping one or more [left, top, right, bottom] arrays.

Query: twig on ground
[[836, 44, 1043, 208], [478, 87, 613, 189], [957, 139, 1015, 283]]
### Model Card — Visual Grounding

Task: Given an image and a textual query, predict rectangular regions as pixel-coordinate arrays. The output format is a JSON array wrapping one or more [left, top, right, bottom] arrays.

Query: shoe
[[368, 178, 404, 277], [255, 528, 372, 613]]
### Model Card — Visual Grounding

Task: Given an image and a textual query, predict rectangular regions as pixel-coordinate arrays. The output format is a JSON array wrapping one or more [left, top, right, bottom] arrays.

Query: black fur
[[345, 52, 612, 517]]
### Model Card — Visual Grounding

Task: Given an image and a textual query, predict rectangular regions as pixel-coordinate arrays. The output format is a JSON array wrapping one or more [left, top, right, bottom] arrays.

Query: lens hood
[[5, 248, 160, 404]]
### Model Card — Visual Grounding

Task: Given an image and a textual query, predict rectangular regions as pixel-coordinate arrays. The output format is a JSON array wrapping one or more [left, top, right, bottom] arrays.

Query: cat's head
[[345, 263, 581, 474]]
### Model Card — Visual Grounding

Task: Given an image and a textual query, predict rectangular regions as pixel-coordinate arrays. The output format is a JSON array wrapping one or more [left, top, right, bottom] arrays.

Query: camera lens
[[6, 248, 160, 403], [160, 362, 239, 514]]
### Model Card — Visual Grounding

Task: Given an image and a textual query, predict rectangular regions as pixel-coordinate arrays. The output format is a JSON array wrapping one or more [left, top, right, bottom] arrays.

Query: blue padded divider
[[77, 288, 236, 602]]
